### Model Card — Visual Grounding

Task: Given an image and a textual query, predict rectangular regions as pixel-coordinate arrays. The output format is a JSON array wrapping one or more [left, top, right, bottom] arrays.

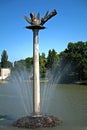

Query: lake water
[[0, 81, 87, 130]]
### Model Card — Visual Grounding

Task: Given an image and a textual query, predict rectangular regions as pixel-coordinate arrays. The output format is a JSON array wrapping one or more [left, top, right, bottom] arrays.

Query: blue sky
[[0, 0, 87, 62]]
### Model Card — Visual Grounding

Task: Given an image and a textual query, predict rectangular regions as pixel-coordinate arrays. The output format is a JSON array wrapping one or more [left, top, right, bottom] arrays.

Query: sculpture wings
[[24, 9, 57, 26]]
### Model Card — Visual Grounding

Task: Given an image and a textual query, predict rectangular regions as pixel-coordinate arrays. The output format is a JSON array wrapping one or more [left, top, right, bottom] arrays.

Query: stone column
[[33, 29, 40, 115]]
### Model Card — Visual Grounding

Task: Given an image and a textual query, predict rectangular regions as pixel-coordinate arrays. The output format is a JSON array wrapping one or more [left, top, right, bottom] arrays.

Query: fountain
[[12, 9, 63, 128]]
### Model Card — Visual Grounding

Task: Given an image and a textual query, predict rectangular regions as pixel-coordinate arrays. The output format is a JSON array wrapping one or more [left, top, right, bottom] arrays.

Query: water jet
[[12, 9, 63, 128]]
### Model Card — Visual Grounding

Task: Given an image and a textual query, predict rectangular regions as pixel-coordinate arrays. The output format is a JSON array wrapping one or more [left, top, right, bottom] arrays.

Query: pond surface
[[0, 82, 87, 130]]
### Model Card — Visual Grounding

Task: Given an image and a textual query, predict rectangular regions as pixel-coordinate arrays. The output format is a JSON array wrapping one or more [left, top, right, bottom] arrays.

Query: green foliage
[[46, 49, 59, 69], [39, 53, 47, 78], [0, 50, 13, 68], [25, 57, 33, 69], [59, 41, 87, 82], [7, 61, 13, 69], [14, 57, 33, 71], [14, 60, 26, 70], [1, 41, 87, 83], [1, 50, 8, 68]]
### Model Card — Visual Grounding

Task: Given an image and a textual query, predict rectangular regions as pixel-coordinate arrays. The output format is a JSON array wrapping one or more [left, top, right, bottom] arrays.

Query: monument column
[[33, 29, 40, 115], [24, 9, 57, 116]]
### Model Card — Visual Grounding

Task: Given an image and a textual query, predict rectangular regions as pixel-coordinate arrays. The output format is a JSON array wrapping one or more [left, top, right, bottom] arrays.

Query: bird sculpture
[[24, 9, 57, 26]]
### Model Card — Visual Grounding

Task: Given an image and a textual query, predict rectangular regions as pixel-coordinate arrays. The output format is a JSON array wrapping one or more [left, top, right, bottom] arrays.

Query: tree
[[14, 60, 26, 70], [59, 41, 87, 82], [1, 50, 8, 68], [25, 57, 33, 69], [46, 49, 59, 69], [39, 53, 47, 78], [1, 50, 13, 69]]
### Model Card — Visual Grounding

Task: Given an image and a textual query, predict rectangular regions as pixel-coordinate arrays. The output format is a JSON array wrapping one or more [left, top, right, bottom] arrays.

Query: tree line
[[0, 41, 87, 83]]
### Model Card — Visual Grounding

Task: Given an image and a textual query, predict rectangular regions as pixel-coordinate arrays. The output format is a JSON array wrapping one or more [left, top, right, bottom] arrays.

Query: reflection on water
[[0, 82, 87, 130]]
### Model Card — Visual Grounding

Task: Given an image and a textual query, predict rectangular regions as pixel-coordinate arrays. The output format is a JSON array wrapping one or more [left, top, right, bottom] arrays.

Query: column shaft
[[33, 29, 40, 115]]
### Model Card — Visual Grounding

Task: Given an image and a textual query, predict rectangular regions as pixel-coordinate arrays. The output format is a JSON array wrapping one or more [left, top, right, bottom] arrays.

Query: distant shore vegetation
[[0, 41, 87, 84]]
